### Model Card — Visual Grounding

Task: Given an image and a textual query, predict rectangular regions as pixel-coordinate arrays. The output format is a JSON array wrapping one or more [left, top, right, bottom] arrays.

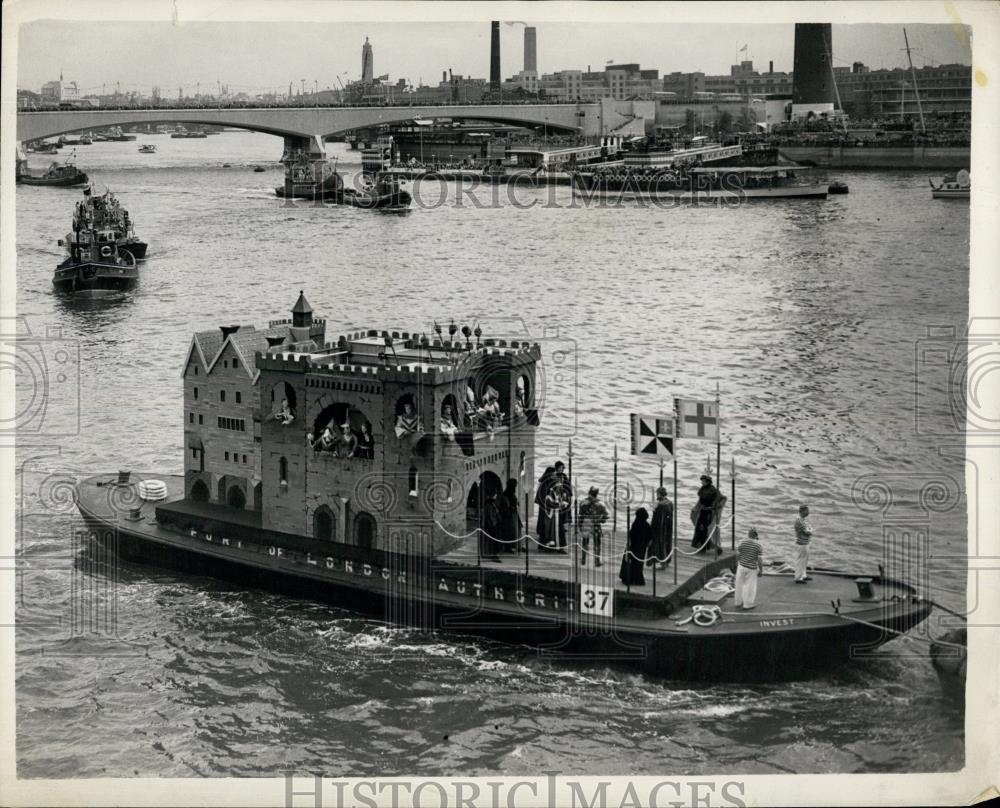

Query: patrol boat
[[54, 223, 138, 295], [73, 294, 932, 681], [64, 186, 149, 260]]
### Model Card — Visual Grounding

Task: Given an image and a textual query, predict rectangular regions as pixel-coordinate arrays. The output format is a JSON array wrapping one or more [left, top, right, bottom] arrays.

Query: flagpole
[[612, 443, 618, 545], [731, 456, 737, 552], [715, 381, 722, 557], [525, 490, 530, 576], [624, 503, 631, 594], [673, 398, 679, 586]]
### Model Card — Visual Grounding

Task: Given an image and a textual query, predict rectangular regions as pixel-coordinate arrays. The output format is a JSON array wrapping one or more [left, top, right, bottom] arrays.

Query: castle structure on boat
[[180, 292, 539, 554]]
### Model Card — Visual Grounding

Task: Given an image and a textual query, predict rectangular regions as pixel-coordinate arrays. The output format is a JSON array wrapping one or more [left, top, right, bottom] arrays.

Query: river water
[[14, 131, 968, 776]]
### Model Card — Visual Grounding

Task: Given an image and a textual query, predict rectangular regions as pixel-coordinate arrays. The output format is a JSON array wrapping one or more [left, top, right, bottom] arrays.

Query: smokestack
[[792, 23, 835, 111], [490, 21, 501, 91], [769, 60, 774, 74], [524, 26, 537, 73], [442, 70, 447, 83]]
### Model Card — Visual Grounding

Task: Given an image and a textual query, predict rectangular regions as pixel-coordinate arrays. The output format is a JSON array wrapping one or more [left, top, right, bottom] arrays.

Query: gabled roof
[[204, 324, 293, 381]]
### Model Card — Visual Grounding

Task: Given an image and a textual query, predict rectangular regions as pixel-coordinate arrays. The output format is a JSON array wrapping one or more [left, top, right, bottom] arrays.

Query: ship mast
[[821, 28, 847, 132], [902, 28, 926, 134]]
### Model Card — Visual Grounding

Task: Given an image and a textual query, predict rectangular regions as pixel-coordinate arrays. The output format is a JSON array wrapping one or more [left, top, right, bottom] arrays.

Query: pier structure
[[182, 293, 541, 556]]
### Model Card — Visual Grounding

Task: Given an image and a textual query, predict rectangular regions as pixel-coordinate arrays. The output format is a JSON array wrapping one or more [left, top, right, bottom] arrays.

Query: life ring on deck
[[100, 245, 112, 258], [692, 605, 722, 627]]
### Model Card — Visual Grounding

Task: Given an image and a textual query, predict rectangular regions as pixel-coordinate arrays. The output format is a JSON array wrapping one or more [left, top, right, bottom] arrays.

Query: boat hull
[[17, 171, 89, 187], [571, 182, 828, 201], [53, 259, 139, 295], [931, 189, 970, 199], [120, 239, 148, 259], [274, 185, 412, 209], [75, 473, 932, 683]]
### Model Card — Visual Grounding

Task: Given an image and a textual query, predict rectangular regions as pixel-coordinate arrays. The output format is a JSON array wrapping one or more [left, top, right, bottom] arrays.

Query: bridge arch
[[17, 102, 613, 144]]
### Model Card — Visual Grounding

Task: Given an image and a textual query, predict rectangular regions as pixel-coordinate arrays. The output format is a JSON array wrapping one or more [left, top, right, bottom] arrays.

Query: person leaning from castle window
[[440, 403, 459, 441], [357, 422, 374, 459], [273, 398, 295, 425], [394, 401, 422, 438], [337, 420, 357, 458], [312, 424, 337, 453], [483, 385, 505, 427]]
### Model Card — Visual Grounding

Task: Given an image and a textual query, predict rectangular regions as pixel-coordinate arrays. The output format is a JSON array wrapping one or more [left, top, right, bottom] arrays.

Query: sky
[[16, 20, 972, 96]]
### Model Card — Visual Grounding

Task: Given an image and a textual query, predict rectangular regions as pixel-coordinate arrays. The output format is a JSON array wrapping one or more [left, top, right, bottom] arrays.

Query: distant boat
[[79, 136, 93, 145], [138, 144, 157, 154], [16, 156, 88, 187], [828, 181, 849, 194], [105, 126, 137, 142], [253, 165, 266, 172], [930, 170, 970, 199]]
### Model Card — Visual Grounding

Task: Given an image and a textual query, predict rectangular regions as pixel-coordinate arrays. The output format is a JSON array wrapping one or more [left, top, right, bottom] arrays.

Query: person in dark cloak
[[691, 474, 719, 553], [620, 507, 652, 586], [534, 466, 555, 550], [648, 487, 674, 569], [481, 490, 503, 562], [498, 478, 522, 554]]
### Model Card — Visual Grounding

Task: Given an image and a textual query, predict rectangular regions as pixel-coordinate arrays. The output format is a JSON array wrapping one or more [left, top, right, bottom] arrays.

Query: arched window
[[279, 456, 288, 485], [355, 512, 376, 549], [190, 479, 209, 502], [393, 394, 420, 438], [227, 485, 246, 509], [314, 506, 335, 541]]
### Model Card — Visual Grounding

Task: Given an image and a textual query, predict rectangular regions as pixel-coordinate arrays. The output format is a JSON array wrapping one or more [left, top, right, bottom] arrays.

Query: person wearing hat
[[648, 487, 674, 570], [337, 420, 357, 458], [578, 486, 609, 566], [734, 527, 764, 609], [691, 474, 720, 553]]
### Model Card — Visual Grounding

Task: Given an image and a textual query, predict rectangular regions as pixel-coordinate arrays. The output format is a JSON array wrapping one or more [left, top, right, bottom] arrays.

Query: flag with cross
[[630, 414, 675, 457], [675, 398, 720, 441]]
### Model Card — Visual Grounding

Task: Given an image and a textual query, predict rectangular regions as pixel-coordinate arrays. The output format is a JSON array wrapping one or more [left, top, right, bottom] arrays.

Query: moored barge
[[74, 294, 932, 681]]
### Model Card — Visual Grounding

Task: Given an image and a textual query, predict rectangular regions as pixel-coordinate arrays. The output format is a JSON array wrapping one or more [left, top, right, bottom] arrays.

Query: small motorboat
[[930, 170, 970, 199], [253, 165, 266, 173], [138, 144, 157, 154], [828, 180, 849, 194]]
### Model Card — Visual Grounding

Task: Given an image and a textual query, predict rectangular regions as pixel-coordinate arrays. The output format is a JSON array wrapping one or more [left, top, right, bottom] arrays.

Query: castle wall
[[183, 338, 259, 508], [254, 339, 542, 556]]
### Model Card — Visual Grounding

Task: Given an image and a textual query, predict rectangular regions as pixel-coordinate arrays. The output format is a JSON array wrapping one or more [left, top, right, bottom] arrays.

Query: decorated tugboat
[[572, 142, 827, 201], [274, 140, 411, 210], [930, 170, 970, 199], [16, 154, 89, 187], [54, 201, 139, 295], [63, 186, 149, 260], [73, 293, 935, 682]]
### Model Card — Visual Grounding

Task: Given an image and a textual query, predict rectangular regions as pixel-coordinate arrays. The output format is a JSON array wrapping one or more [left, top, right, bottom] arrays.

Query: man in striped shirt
[[734, 527, 764, 610], [794, 505, 813, 583]]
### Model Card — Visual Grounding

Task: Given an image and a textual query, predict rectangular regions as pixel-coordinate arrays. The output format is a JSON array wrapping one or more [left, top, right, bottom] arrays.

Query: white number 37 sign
[[579, 585, 614, 617]]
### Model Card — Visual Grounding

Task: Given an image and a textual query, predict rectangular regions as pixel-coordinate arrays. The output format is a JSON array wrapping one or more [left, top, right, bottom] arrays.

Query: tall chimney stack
[[524, 26, 537, 73], [769, 59, 774, 74], [490, 21, 501, 91]]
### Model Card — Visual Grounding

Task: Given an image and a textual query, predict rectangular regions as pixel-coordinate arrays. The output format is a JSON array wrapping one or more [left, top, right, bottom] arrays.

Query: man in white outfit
[[794, 505, 813, 583], [734, 527, 764, 610]]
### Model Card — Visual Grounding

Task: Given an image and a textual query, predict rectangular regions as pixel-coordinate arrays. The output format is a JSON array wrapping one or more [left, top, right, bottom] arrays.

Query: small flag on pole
[[675, 398, 720, 441], [739, 43, 748, 53], [630, 414, 675, 457]]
